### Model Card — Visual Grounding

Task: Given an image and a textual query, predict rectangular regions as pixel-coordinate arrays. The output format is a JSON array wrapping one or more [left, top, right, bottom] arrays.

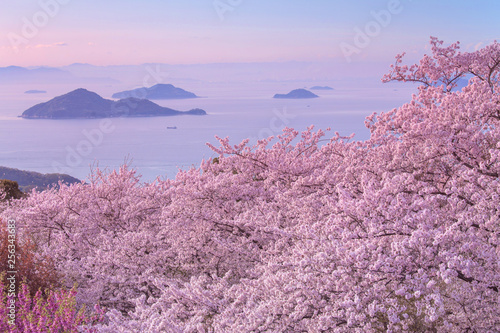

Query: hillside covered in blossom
[[1, 38, 499, 332]]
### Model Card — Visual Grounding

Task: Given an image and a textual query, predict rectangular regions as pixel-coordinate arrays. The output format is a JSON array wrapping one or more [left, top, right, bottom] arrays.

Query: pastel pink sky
[[0, 0, 499, 67]]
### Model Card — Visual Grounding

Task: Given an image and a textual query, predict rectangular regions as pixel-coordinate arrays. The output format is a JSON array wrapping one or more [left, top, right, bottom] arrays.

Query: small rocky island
[[21, 88, 207, 119], [273, 89, 319, 99], [25, 90, 47, 94], [112, 83, 198, 99], [310, 86, 334, 90]]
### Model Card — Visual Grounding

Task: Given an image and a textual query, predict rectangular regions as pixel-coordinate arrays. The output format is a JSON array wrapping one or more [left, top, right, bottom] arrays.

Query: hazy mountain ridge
[[0, 66, 74, 83], [60, 61, 342, 84], [0, 166, 80, 192], [0, 65, 118, 84]]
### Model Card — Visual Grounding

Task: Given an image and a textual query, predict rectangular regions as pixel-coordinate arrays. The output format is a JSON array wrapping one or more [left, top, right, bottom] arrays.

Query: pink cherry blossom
[[1, 37, 499, 332]]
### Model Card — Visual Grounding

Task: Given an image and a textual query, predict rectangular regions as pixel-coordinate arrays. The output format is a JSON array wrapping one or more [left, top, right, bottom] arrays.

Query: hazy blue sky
[[1, 0, 499, 67]]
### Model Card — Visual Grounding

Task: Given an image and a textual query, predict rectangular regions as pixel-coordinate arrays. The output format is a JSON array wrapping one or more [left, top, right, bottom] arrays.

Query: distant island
[[273, 89, 319, 99], [112, 84, 198, 100], [21, 88, 207, 119], [0, 166, 80, 193], [310, 86, 334, 90], [25, 90, 47, 94]]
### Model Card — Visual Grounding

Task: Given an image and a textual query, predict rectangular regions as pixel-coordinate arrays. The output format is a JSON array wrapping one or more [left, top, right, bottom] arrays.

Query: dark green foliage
[[0, 179, 24, 200]]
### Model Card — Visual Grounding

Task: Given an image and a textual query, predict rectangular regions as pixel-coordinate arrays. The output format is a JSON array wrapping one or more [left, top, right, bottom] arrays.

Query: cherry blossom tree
[[2, 37, 499, 332]]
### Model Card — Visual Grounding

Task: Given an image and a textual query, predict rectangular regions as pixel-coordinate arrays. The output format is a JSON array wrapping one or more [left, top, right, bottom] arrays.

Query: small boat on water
[[167, 126, 177, 129]]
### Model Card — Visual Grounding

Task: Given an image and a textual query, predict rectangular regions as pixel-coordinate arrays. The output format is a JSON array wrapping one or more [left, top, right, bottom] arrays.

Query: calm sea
[[0, 82, 413, 182]]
